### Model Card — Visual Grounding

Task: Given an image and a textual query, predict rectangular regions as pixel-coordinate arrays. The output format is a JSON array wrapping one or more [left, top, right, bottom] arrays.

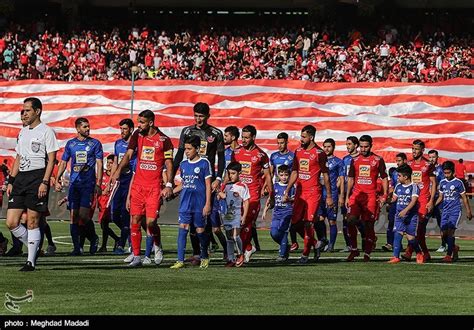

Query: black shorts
[[8, 169, 49, 213]]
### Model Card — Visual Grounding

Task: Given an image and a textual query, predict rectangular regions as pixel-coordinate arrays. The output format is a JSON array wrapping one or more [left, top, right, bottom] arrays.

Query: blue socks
[[329, 224, 337, 247], [70, 223, 80, 252], [177, 228, 188, 262], [145, 235, 153, 257], [393, 231, 403, 258], [197, 231, 210, 259]]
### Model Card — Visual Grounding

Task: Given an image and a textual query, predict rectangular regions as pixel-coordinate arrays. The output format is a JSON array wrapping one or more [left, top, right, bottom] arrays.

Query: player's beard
[[139, 126, 150, 135]]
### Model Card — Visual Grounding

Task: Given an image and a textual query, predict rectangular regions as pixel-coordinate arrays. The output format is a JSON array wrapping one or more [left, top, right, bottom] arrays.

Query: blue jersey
[[342, 154, 353, 183], [432, 163, 445, 200], [114, 138, 137, 183], [390, 168, 399, 188], [439, 178, 465, 215], [179, 157, 212, 213], [270, 151, 295, 179], [224, 147, 234, 168], [393, 183, 419, 218], [321, 155, 344, 198], [273, 182, 295, 216], [62, 137, 103, 186]]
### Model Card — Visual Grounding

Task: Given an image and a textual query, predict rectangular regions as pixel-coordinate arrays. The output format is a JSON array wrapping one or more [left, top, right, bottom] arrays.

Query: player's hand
[[161, 186, 173, 199], [282, 191, 289, 203], [345, 197, 350, 210], [38, 182, 48, 199], [95, 184, 102, 197], [338, 196, 345, 208], [398, 210, 407, 218], [110, 172, 119, 187], [426, 201, 434, 213], [241, 217, 246, 226], [379, 196, 387, 208], [211, 180, 220, 193], [126, 196, 131, 211], [262, 204, 269, 221], [55, 181, 62, 192], [217, 191, 226, 200], [6, 183, 12, 197], [58, 197, 67, 207], [203, 204, 211, 217], [326, 196, 334, 209], [467, 210, 473, 221]]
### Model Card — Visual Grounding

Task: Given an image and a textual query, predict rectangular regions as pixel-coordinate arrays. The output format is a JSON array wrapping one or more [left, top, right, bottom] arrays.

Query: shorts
[[8, 169, 49, 213], [440, 211, 461, 231], [130, 184, 162, 219], [68, 184, 95, 210], [388, 203, 396, 220], [209, 193, 222, 228], [317, 196, 338, 221], [110, 180, 131, 225], [97, 195, 110, 223], [222, 216, 241, 231], [179, 212, 206, 228], [271, 212, 292, 232], [348, 191, 378, 222], [417, 195, 430, 218], [394, 213, 418, 236], [246, 199, 261, 225], [292, 190, 321, 224]]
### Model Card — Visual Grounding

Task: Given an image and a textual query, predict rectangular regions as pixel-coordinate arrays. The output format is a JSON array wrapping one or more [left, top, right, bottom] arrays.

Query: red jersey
[[294, 145, 328, 193], [128, 130, 173, 187], [349, 152, 387, 194], [97, 171, 110, 210], [233, 145, 269, 200], [407, 157, 434, 199]]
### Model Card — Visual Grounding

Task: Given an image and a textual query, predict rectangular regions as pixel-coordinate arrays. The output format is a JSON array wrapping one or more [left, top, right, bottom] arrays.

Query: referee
[[6, 97, 59, 271]]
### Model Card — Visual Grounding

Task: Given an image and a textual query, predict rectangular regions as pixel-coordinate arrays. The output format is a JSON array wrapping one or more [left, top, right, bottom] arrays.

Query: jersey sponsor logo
[[240, 177, 253, 184], [75, 151, 87, 164], [207, 135, 215, 143], [141, 146, 155, 161], [240, 161, 251, 175], [31, 140, 41, 153], [139, 163, 157, 171], [412, 171, 422, 183], [73, 165, 89, 172], [199, 140, 208, 155], [118, 153, 125, 163], [299, 174, 310, 180], [357, 178, 372, 185], [359, 165, 371, 177], [194, 167, 200, 174], [299, 159, 309, 172]]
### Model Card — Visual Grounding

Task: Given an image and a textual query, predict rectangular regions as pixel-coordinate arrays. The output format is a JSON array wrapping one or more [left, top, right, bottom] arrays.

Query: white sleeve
[[45, 127, 59, 154], [241, 184, 251, 201]]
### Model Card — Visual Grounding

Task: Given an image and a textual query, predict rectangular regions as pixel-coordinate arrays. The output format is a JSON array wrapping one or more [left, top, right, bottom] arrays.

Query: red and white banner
[[0, 79, 472, 172]]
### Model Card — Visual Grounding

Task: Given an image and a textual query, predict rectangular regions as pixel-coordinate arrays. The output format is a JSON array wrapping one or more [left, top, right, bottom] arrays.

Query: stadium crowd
[[0, 22, 472, 82]]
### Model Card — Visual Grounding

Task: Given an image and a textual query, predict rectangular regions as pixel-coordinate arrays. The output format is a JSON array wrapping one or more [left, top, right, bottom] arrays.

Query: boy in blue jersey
[[170, 135, 212, 269], [55, 117, 103, 255], [383, 153, 407, 252], [109, 118, 137, 254], [387, 164, 424, 264], [436, 161, 472, 263], [428, 149, 446, 253], [263, 165, 295, 262], [218, 162, 249, 267], [316, 138, 344, 254]]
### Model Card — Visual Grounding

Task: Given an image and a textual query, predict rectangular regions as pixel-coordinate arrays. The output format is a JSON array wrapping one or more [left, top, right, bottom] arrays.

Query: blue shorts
[[440, 211, 461, 231], [179, 212, 206, 228], [388, 203, 396, 220], [393, 213, 418, 236], [271, 212, 292, 232], [318, 201, 338, 221], [68, 184, 95, 210], [341, 205, 348, 216], [209, 194, 222, 228], [110, 181, 130, 225]]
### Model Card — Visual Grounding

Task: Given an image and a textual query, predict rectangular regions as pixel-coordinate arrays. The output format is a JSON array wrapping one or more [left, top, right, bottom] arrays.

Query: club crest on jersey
[[371, 160, 377, 167], [207, 135, 215, 143], [160, 137, 166, 142], [154, 141, 161, 147], [194, 167, 200, 174], [233, 192, 239, 197], [405, 188, 410, 194], [310, 154, 316, 160], [450, 185, 455, 190]]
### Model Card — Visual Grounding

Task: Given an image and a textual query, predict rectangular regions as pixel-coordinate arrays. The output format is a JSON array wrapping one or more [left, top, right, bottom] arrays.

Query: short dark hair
[[75, 117, 89, 127], [277, 164, 291, 174], [119, 118, 134, 129], [413, 139, 425, 149], [227, 161, 242, 172], [396, 153, 407, 160], [346, 136, 359, 147], [106, 154, 115, 161], [442, 161, 455, 172], [428, 149, 438, 156], [277, 132, 289, 140], [193, 102, 210, 116], [242, 125, 257, 137], [184, 135, 201, 150], [138, 109, 155, 122], [301, 125, 316, 138], [397, 163, 412, 178], [359, 135, 373, 145], [323, 138, 335, 148], [24, 97, 42, 111], [224, 126, 240, 140]]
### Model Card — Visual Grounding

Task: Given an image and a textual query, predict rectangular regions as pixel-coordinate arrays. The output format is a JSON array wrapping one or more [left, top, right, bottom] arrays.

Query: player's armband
[[164, 149, 173, 159]]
